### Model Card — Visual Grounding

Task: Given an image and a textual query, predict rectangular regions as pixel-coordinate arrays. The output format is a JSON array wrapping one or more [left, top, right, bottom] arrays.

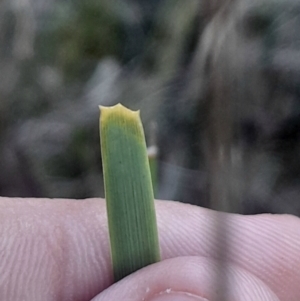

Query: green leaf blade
[[100, 103, 160, 282]]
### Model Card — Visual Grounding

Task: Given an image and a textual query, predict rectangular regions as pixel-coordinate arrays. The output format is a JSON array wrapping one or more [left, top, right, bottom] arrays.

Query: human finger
[[91, 256, 279, 301], [0, 198, 299, 301]]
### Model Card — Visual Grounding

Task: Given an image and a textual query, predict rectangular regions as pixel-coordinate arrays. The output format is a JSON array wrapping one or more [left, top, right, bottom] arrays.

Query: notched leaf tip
[[99, 103, 141, 125]]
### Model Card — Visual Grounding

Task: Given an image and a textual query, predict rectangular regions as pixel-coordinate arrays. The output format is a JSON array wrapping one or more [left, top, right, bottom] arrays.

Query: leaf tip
[[100, 103, 140, 125]]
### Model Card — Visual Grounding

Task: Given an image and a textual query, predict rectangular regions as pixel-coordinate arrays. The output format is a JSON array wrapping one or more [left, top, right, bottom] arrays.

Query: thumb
[[91, 256, 279, 301]]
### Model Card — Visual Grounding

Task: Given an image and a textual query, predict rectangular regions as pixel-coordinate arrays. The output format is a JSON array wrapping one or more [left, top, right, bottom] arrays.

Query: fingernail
[[149, 291, 208, 301]]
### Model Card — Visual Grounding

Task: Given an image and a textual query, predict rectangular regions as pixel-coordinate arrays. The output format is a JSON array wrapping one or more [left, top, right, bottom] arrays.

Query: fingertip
[[91, 257, 279, 301]]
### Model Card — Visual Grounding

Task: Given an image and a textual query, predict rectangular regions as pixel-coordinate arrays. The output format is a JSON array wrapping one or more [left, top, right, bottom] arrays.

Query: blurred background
[[0, 0, 299, 215]]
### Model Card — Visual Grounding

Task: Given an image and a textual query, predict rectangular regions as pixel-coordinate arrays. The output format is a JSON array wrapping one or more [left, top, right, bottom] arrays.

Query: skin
[[0, 198, 299, 301]]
